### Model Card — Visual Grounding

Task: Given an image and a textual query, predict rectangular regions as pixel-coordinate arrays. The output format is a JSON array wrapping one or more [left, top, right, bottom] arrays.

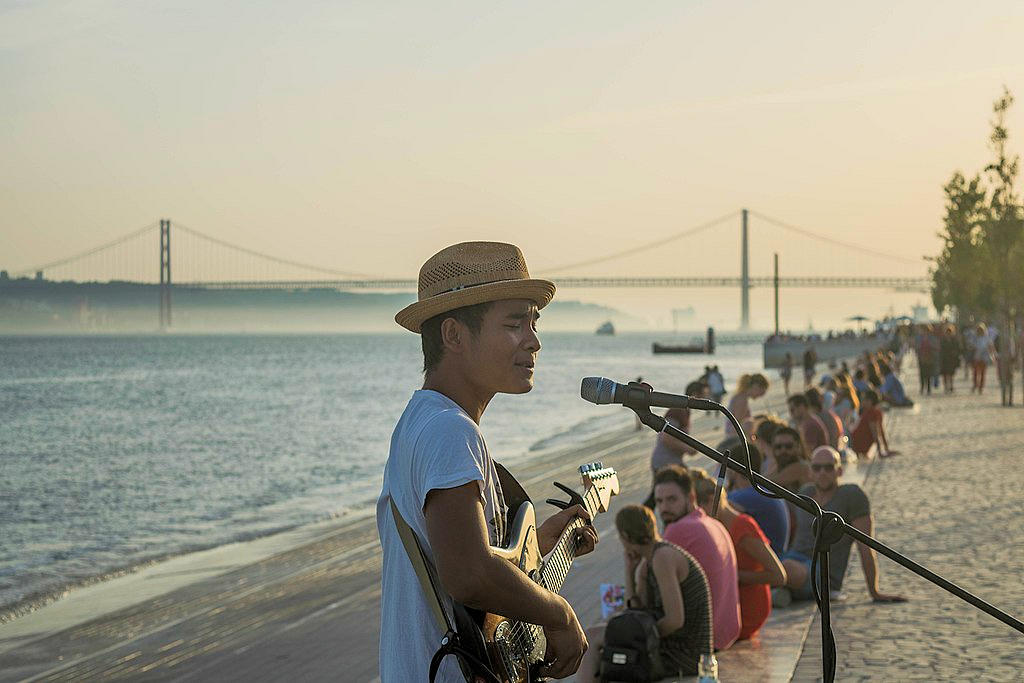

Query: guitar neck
[[540, 487, 601, 595]]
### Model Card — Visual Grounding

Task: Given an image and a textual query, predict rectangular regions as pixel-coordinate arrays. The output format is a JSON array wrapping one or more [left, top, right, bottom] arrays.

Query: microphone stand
[[624, 399, 1024, 682]]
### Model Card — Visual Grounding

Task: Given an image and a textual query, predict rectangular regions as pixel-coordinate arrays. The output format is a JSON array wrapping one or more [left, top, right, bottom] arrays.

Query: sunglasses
[[811, 463, 836, 472], [773, 441, 797, 449]]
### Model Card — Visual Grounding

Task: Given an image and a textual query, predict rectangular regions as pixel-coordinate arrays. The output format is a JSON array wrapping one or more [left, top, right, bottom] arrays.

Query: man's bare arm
[[850, 514, 906, 603], [424, 482, 587, 678]]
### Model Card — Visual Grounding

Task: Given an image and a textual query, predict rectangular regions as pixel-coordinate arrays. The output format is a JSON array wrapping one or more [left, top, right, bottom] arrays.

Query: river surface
[[0, 332, 764, 611]]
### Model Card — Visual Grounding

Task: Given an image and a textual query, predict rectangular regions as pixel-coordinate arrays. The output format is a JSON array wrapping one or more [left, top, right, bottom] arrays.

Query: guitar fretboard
[[539, 485, 601, 595]]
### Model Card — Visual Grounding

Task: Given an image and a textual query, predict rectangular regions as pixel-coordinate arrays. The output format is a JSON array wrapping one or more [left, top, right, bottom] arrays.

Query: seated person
[[787, 393, 828, 451], [852, 368, 871, 397], [655, 465, 741, 650], [850, 390, 898, 458], [805, 387, 845, 451], [578, 504, 713, 679], [778, 446, 907, 603], [725, 442, 790, 555], [879, 360, 914, 407], [767, 426, 811, 493], [692, 470, 787, 641], [643, 381, 707, 509]]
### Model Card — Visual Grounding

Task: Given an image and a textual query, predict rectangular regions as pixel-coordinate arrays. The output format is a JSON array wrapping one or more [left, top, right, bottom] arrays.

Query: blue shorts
[[780, 550, 817, 601]]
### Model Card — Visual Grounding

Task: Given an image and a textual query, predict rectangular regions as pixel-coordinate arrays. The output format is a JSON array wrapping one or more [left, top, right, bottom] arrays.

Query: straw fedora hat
[[395, 241, 555, 333]]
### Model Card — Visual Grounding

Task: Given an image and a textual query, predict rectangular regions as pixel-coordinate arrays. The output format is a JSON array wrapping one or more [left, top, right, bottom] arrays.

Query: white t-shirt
[[376, 390, 506, 683]]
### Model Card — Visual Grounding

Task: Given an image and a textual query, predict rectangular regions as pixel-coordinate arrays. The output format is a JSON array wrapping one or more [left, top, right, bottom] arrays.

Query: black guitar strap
[[389, 499, 501, 683]]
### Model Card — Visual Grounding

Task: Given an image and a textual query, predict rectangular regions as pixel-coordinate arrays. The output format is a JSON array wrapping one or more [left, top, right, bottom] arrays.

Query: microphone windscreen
[[581, 377, 616, 405]]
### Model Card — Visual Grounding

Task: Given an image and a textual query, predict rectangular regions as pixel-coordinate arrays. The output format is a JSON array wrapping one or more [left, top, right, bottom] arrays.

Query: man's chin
[[501, 380, 535, 394]]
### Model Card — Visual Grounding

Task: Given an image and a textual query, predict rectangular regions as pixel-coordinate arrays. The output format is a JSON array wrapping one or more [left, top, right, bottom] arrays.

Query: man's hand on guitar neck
[[538, 504, 599, 557]]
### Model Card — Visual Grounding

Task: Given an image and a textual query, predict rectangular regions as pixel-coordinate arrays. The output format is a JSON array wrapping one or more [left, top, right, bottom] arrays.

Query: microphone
[[580, 377, 719, 411]]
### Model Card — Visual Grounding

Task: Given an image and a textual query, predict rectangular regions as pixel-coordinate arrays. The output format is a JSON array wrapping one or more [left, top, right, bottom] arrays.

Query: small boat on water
[[595, 321, 615, 335], [652, 327, 716, 354], [652, 341, 705, 354]]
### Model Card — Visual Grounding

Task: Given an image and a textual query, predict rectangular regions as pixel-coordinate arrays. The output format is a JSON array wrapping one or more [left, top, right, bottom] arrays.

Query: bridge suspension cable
[[535, 210, 740, 275], [10, 221, 159, 277], [750, 210, 923, 265], [172, 223, 375, 279]]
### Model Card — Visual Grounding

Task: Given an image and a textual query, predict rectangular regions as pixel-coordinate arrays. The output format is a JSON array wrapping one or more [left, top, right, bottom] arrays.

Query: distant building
[[0, 270, 8, 281], [35, 271, 44, 281], [912, 303, 929, 322]]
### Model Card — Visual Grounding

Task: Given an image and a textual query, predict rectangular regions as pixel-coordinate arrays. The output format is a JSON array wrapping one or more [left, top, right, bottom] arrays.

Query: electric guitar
[[452, 462, 620, 683]]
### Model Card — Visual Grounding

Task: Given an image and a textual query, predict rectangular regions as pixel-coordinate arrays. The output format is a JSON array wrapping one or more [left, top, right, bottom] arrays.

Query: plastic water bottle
[[697, 652, 719, 682]]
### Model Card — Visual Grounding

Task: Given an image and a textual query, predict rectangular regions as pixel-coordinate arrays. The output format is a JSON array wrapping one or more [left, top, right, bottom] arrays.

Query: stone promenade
[[791, 386, 1024, 681]]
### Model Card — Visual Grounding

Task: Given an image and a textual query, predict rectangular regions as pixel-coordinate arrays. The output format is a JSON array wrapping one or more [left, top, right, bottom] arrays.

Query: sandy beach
[[3, 378, 1023, 681]]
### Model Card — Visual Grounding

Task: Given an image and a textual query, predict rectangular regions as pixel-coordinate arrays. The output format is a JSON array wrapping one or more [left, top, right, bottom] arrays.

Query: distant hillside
[[0, 279, 643, 333]]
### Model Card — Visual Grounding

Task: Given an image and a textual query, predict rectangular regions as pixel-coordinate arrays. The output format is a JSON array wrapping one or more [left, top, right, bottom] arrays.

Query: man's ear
[[439, 317, 466, 355]]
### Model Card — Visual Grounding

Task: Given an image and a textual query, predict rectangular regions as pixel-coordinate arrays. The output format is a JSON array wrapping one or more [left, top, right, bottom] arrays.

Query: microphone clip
[[621, 382, 667, 431]]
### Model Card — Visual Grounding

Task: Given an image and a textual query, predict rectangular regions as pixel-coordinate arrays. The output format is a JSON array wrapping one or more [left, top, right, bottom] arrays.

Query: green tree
[[931, 87, 1024, 323], [982, 87, 1024, 321], [931, 171, 987, 317]]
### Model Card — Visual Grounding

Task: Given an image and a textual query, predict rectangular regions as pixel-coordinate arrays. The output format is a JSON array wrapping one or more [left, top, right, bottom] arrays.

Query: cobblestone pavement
[[792, 387, 1024, 682]]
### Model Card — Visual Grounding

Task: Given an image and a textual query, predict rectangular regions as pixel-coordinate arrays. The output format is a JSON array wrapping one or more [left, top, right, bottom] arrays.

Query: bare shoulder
[[652, 543, 688, 581]]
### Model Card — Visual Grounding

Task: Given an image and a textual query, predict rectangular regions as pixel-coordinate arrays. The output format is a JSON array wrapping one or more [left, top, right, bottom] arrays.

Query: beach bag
[[599, 609, 663, 682]]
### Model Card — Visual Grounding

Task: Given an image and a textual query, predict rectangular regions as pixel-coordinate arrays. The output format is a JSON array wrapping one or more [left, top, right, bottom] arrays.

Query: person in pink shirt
[[654, 464, 740, 651]]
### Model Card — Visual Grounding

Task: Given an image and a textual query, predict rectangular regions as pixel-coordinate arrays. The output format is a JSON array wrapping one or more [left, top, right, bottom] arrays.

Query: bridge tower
[[740, 208, 750, 330], [159, 219, 172, 330]]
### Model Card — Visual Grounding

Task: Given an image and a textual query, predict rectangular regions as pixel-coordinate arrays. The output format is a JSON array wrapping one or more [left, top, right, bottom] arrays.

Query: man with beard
[[654, 465, 740, 650], [777, 446, 907, 604]]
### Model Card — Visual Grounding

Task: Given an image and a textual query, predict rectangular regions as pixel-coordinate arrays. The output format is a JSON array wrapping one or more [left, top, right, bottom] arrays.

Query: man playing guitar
[[376, 242, 598, 682]]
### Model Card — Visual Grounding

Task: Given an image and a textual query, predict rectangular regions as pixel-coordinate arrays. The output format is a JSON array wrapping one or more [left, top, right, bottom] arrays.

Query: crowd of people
[[588, 321, 1022, 676], [586, 346, 919, 676], [908, 321, 1020, 405]]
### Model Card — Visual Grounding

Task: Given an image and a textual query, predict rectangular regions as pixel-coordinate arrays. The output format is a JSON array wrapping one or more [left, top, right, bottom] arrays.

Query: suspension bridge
[[3, 209, 930, 330]]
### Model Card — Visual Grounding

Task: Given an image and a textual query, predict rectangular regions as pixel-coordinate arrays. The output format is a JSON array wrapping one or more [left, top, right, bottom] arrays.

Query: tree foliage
[[931, 87, 1024, 322]]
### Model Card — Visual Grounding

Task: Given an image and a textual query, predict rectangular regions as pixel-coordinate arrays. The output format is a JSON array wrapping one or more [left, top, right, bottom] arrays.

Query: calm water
[[0, 333, 763, 611]]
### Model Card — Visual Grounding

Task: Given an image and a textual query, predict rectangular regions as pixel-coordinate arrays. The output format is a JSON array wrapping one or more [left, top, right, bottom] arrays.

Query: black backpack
[[599, 609, 663, 682]]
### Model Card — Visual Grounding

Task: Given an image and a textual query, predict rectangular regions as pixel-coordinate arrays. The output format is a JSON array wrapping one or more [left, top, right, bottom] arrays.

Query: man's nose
[[524, 326, 541, 352]]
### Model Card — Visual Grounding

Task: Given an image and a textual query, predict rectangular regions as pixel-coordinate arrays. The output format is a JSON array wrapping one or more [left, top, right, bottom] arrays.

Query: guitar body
[[450, 463, 620, 683], [453, 500, 546, 683]]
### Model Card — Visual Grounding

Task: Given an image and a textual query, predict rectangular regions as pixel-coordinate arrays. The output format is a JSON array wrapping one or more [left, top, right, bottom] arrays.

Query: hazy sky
[[3, 1, 1023, 328]]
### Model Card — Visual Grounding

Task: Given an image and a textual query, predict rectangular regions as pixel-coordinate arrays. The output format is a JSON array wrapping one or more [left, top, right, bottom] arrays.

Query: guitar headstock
[[578, 462, 620, 514]]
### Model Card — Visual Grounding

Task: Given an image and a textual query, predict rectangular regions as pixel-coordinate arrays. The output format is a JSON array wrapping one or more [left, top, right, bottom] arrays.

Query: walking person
[[377, 242, 597, 682], [780, 352, 793, 396], [972, 323, 996, 394], [915, 325, 938, 396], [939, 324, 961, 393], [802, 348, 817, 389]]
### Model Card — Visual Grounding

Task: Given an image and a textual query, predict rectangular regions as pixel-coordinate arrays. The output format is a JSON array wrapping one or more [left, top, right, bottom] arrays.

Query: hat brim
[[395, 278, 556, 333]]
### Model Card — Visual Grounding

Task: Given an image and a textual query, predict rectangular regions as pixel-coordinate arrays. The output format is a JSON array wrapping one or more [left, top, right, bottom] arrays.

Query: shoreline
[[0, 374, 799, 680], [0, 377, 751, 625]]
